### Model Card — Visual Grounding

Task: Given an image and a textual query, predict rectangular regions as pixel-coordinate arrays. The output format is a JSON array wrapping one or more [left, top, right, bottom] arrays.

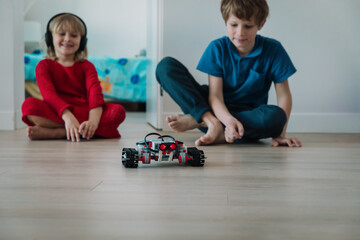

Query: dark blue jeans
[[156, 57, 287, 140]]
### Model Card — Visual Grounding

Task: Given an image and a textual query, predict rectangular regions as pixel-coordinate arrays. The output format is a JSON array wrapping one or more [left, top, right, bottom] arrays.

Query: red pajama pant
[[22, 97, 126, 138]]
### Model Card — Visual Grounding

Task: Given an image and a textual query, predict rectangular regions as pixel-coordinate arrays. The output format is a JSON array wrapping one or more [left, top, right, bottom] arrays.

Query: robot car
[[122, 133, 206, 168]]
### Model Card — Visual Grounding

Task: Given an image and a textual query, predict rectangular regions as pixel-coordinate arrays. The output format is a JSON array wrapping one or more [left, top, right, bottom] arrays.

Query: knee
[[116, 104, 126, 124], [262, 106, 287, 136], [21, 97, 43, 125], [22, 97, 39, 111], [103, 103, 126, 125], [155, 57, 180, 84], [112, 104, 126, 124], [156, 57, 177, 72]]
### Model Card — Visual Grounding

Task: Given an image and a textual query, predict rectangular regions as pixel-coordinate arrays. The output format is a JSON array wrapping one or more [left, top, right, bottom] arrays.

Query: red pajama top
[[35, 59, 104, 117]]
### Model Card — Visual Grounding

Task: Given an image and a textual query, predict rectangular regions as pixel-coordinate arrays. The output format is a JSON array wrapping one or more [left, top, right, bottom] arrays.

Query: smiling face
[[52, 29, 81, 60], [46, 14, 87, 62], [226, 14, 264, 57]]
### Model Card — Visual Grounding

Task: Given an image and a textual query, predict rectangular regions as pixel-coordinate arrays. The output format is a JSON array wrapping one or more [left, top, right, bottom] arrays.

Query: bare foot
[[195, 116, 226, 146], [166, 115, 205, 132], [27, 126, 66, 140]]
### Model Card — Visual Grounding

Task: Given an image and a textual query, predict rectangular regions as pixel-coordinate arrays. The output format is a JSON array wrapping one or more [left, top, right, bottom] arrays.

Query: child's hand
[[224, 119, 244, 143], [64, 118, 81, 142], [79, 120, 98, 140], [62, 109, 81, 142], [272, 137, 302, 147]]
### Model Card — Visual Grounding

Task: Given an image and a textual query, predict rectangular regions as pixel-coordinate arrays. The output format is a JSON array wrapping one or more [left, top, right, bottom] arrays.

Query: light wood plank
[[0, 112, 360, 240]]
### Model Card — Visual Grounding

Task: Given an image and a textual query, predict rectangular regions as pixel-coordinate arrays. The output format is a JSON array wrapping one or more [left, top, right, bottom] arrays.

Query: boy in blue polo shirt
[[156, 0, 302, 147]]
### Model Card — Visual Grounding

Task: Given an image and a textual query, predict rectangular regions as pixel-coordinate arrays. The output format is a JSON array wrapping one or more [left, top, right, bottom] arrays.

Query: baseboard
[[0, 111, 15, 130], [0, 110, 25, 130], [161, 111, 360, 133], [16, 109, 26, 129], [287, 113, 360, 133]]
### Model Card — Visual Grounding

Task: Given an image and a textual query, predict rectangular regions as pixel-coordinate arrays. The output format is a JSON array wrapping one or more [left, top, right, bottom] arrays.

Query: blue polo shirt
[[197, 35, 296, 108]]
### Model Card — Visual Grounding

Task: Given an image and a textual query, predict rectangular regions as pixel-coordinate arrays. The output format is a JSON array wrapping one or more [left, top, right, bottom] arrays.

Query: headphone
[[45, 13, 88, 52]]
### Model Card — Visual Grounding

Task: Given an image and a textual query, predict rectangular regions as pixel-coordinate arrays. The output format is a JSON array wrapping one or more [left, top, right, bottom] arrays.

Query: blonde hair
[[45, 13, 88, 61], [220, 0, 269, 27]]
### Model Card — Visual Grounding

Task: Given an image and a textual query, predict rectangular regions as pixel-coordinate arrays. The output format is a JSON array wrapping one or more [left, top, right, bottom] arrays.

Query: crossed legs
[[26, 115, 66, 140], [156, 57, 287, 146]]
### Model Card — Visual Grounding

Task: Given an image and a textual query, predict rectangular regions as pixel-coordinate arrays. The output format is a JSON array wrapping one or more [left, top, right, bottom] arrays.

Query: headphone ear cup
[[78, 37, 87, 51], [45, 31, 53, 48]]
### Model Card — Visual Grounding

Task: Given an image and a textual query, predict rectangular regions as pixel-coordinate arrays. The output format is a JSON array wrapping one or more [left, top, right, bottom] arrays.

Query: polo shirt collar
[[229, 34, 264, 58], [246, 35, 263, 58]]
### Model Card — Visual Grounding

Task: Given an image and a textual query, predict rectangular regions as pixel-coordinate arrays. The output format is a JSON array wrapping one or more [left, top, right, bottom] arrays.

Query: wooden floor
[[0, 112, 359, 240]]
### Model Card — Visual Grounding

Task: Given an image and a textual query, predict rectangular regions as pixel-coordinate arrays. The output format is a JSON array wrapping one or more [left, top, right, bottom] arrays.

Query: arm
[[208, 75, 244, 143], [78, 61, 104, 140], [84, 61, 104, 109], [273, 79, 302, 147]]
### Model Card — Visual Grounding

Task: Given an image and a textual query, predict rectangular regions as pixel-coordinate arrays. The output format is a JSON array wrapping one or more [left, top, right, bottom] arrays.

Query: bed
[[24, 52, 148, 109]]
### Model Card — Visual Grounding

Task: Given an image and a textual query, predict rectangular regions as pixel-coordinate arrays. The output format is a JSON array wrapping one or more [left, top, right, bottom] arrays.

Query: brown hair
[[220, 0, 269, 26], [45, 13, 88, 61]]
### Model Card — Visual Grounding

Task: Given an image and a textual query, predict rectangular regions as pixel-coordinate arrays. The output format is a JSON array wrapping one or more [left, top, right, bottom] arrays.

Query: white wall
[[24, 0, 147, 57], [162, 0, 226, 84], [148, 0, 360, 133], [0, 0, 25, 130], [264, 0, 360, 132]]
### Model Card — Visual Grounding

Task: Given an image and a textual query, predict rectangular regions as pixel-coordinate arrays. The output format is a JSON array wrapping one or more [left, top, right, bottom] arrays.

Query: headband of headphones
[[45, 13, 88, 51]]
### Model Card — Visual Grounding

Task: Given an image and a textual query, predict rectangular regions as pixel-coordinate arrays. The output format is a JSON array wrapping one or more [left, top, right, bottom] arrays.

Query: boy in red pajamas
[[22, 13, 125, 141]]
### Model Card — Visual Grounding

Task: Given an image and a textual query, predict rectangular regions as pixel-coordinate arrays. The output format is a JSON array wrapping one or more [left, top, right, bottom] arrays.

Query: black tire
[[187, 147, 205, 167], [122, 148, 139, 168]]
